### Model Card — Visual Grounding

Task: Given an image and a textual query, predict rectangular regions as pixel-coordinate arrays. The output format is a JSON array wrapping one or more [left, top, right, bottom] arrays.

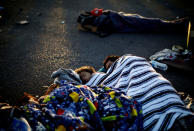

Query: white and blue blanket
[[86, 54, 193, 130]]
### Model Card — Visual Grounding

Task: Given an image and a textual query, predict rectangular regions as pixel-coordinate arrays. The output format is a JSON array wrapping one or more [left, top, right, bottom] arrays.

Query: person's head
[[75, 66, 96, 84], [103, 55, 120, 70]]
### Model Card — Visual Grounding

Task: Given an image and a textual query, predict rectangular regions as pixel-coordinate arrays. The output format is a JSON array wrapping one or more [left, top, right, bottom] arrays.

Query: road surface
[[0, 0, 193, 104]]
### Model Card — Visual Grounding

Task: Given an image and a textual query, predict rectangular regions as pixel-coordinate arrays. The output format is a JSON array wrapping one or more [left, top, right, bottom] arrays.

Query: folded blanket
[[86, 54, 193, 130]]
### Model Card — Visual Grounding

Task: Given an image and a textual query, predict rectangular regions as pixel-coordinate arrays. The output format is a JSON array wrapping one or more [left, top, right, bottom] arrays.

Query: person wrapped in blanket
[[98, 55, 120, 73], [0, 67, 143, 130], [1, 55, 193, 130], [77, 8, 190, 37], [84, 54, 194, 131]]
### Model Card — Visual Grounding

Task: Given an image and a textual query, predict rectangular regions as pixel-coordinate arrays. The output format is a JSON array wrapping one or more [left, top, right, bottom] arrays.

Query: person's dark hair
[[103, 55, 120, 67], [75, 66, 96, 74]]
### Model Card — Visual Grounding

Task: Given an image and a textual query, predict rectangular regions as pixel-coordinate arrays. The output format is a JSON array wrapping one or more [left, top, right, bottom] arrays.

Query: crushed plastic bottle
[[150, 60, 168, 71], [16, 20, 29, 25]]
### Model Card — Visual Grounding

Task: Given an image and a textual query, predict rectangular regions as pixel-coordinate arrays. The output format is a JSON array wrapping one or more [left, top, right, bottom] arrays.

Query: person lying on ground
[[0, 73, 144, 130], [37, 66, 97, 102], [75, 66, 97, 84], [85, 54, 194, 130], [77, 8, 190, 37], [1, 55, 193, 130], [98, 55, 120, 73]]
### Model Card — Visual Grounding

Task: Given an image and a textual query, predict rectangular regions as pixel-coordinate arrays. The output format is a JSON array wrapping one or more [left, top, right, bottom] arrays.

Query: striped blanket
[[86, 54, 193, 130]]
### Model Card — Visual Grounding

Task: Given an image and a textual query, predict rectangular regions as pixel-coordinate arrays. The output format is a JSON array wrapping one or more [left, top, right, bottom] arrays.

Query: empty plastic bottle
[[150, 60, 168, 71]]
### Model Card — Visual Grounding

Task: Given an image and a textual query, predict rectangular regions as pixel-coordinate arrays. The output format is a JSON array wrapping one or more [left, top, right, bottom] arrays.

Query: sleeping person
[[47, 55, 194, 130], [75, 66, 97, 84], [85, 54, 194, 130], [1, 54, 193, 130], [78, 8, 190, 37], [98, 55, 120, 73]]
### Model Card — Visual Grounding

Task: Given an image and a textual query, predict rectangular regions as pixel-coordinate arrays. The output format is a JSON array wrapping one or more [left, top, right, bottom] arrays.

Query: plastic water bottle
[[150, 60, 168, 71]]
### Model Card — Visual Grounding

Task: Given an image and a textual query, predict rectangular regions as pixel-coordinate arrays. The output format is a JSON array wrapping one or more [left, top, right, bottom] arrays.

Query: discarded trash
[[42, 86, 49, 88], [172, 45, 184, 53], [182, 49, 192, 57], [182, 49, 188, 55], [61, 21, 65, 24], [16, 20, 29, 25], [149, 49, 178, 61], [149, 44, 193, 72], [150, 60, 168, 71]]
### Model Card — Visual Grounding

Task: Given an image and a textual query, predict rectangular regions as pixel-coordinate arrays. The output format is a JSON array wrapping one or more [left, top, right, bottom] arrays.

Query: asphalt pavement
[[0, 0, 193, 104]]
